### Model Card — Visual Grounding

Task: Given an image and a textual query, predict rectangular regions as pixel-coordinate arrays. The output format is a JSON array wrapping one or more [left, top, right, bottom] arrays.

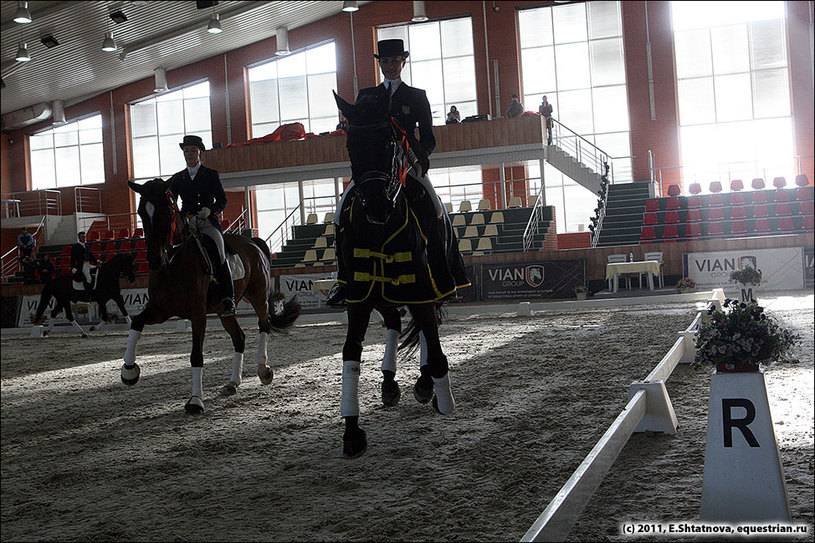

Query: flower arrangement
[[730, 265, 762, 286], [676, 277, 695, 289], [693, 299, 798, 371]]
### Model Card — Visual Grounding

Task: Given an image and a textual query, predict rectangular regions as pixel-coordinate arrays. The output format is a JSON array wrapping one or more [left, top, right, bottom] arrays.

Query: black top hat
[[179, 134, 205, 151], [374, 39, 409, 59]]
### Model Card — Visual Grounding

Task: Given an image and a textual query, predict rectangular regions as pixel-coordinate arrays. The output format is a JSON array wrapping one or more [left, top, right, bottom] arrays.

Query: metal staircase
[[545, 119, 609, 194], [594, 183, 653, 247]]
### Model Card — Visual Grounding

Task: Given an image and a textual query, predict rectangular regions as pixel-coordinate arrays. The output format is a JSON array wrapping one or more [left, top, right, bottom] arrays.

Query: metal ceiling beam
[[119, 0, 275, 61]]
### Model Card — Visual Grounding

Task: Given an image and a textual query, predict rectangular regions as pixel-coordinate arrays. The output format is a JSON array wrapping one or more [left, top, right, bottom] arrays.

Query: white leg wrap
[[432, 374, 455, 415], [126, 315, 132, 325], [381, 329, 399, 374], [341, 360, 360, 417], [230, 352, 244, 386], [256, 332, 269, 367], [192, 366, 203, 399], [123, 329, 141, 366], [419, 331, 428, 368], [46, 319, 55, 333]]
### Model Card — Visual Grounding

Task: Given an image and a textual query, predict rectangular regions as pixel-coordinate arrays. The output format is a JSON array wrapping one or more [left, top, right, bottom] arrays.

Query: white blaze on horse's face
[[144, 201, 156, 226]]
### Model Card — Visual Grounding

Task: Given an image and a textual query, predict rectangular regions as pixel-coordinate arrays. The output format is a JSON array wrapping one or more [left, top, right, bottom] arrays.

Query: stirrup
[[220, 297, 236, 317]]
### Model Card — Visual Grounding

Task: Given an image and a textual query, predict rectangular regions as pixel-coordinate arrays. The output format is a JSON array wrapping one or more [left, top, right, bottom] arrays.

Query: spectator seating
[[667, 184, 681, 197], [709, 181, 723, 193], [731, 220, 747, 236], [459, 200, 472, 213], [477, 198, 491, 211], [665, 197, 681, 210], [645, 199, 659, 212], [688, 183, 702, 195], [773, 176, 786, 188], [444, 202, 454, 213], [730, 179, 744, 191], [508, 197, 523, 208]]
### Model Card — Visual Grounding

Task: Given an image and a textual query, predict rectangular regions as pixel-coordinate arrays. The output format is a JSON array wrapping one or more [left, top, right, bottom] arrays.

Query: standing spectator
[[506, 94, 524, 118], [37, 254, 56, 284], [17, 227, 35, 261], [446, 105, 460, 125], [539, 95, 554, 145]]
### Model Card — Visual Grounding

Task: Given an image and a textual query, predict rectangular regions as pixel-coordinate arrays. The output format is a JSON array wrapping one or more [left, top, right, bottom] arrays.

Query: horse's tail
[[34, 280, 55, 323], [250, 237, 272, 262], [268, 295, 301, 330], [398, 301, 447, 357]]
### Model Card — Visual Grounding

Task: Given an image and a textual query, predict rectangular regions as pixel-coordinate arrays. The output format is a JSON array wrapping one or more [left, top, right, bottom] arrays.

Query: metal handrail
[[1, 189, 61, 217], [522, 193, 546, 252], [550, 118, 612, 184], [74, 187, 103, 214], [264, 205, 303, 255], [1, 216, 46, 283]]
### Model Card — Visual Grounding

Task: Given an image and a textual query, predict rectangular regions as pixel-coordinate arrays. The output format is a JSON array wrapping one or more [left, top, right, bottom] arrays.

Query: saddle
[[72, 266, 99, 292]]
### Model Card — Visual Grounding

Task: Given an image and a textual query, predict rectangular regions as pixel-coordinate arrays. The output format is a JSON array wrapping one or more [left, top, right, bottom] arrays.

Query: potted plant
[[693, 299, 798, 373], [574, 285, 588, 300], [730, 265, 762, 302], [676, 277, 695, 294]]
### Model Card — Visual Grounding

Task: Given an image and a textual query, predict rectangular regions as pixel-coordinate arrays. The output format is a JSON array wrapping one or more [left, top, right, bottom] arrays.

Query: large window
[[248, 41, 339, 138], [130, 81, 212, 180], [29, 114, 104, 189], [672, 1, 792, 188], [377, 17, 477, 125], [518, 1, 630, 233]]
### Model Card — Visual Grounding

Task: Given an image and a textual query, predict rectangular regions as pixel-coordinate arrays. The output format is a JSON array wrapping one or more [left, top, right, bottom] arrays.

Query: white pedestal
[[700, 371, 791, 523]]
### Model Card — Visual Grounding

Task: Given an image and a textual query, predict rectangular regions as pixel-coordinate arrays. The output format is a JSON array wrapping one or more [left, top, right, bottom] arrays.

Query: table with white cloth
[[605, 260, 661, 293]]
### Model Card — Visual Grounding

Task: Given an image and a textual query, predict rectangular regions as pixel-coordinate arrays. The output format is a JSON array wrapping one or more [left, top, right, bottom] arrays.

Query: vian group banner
[[479, 260, 584, 301], [683, 247, 804, 295]]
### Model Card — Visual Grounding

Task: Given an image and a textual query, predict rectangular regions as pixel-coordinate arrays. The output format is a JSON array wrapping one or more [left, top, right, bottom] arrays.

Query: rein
[[165, 190, 179, 246]]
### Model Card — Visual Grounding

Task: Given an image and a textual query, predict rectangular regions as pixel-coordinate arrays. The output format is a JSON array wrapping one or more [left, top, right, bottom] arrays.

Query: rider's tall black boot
[[326, 227, 348, 307], [216, 261, 236, 317]]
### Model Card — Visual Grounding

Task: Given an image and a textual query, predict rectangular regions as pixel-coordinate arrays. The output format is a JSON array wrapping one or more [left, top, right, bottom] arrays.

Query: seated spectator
[[446, 105, 460, 125], [17, 227, 35, 260], [507, 94, 524, 118], [20, 255, 37, 284], [37, 254, 56, 284]]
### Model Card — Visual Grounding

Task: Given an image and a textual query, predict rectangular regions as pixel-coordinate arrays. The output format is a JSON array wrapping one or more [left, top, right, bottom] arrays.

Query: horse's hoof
[[121, 363, 141, 386], [42, 330, 50, 337], [382, 379, 401, 407], [343, 427, 367, 458], [258, 365, 273, 385], [81, 333, 88, 338], [220, 382, 238, 397], [413, 375, 433, 404], [185, 396, 204, 415]]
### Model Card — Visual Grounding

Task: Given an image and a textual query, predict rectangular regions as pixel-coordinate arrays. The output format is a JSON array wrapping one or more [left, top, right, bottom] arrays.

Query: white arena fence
[[521, 288, 727, 542]]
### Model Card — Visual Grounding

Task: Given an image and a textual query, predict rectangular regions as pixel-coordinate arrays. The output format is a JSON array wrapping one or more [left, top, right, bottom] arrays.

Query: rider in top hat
[[328, 38, 456, 306], [71, 231, 100, 291], [167, 134, 236, 317]]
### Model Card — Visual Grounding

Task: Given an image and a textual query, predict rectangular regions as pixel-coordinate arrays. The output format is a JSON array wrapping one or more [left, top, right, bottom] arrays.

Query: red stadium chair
[[753, 218, 770, 233], [685, 223, 702, 238], [643, 212, 658, 226], [134, 250, 147, 262], [728, 192, 746, 205], [773, 189, 790, 202], [751, 178, 766, 190], [777, 217, 795, 232], [775, 203, 792, 216], [686, 209, 702, 222], [730, 220, 747, 236], [115, 228, 131, 239], [102, 241, 117, 254], [667, 184, 681, 197], [772, 176, 786, 188], [640, 226, 656, 242], [132, 228, 144, 238], [220, 219, 230, 231], [795, 173, 810, 187], [798, 188, 813, 201], [645, 199, 660, 212], [136, 261, 150, 276], [687, 196, 702, 208], [804, 215, 815, 231], [60, 245, 73, 256], [730, 179, 744, 191], [662, 224, 679, 240], [705, 223, 724, 236], [689, 183, 702, 195], [665, 198, 680, 210], [709, 181, 723, 193], [664, 211, 680, 224], [132, 239, 146, 251], [800, 201, 814, 215], [708, 208, 725, 221], [86, 230, 101, 242], [730, 206, 746, 220], [98, 229, 114, 241], [753, 205, 769, 218], [751, 190, 768, 204], [708, 193, 725, 206]]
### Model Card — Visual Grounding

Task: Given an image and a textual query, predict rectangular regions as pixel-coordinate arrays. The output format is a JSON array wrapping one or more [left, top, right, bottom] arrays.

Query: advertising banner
[[683, 247, 804, 295], [479, 260, 584, 301], [279, 273, 338, 313], [17, 288, 150, 327]]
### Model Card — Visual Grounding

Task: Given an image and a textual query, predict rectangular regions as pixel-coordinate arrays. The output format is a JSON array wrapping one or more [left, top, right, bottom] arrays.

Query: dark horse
[[334, 89, 470, 457], [124, 178, 300, 414], [33, 253, 136, 337]]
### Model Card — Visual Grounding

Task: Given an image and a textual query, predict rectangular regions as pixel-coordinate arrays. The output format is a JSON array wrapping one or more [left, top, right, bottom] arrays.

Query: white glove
[[197, 207, 211, 219], [71, 267, 77, 274]]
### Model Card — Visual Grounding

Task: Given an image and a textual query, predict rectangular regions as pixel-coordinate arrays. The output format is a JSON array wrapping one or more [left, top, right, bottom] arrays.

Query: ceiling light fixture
[[52, 100, 66, 125], [207, 13, 223, 33], [109, 9, 127, 24], [275, 26, 290, 55], [102, 31, 116, 51], [40, 33, 59, 48], [154, 67, 168, 93], [15, 42, 30, 62], [342, 1, 359, 12], [412, 1, 428, 22], [13, 1, 32, 24]]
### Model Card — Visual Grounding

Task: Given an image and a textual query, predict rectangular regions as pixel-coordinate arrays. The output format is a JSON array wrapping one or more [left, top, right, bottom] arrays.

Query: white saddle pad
[[227, 254, 245, 281]]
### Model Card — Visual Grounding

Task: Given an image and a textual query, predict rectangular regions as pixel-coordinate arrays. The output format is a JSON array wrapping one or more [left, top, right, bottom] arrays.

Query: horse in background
[[333, 89, 470, 458], [124, 178, 300, 414], [32, 253, 136, 337]]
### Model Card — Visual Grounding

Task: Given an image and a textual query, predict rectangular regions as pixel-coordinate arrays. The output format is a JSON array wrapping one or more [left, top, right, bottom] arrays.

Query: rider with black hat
[[168, 134, 236, 317], [71, 231, 100, 291], [327, 38, 458, 306]]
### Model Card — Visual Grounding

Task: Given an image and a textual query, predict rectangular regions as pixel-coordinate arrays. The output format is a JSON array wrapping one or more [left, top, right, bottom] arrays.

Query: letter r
[[722, 398, 759, 447]]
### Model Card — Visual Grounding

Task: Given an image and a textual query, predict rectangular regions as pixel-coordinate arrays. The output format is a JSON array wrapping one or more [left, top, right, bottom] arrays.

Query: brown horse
[[123, 178, 300, 414]]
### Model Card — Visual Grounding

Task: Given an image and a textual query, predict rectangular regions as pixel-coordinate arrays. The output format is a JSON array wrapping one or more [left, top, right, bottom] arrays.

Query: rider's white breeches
[[194, 218, 226, 265]]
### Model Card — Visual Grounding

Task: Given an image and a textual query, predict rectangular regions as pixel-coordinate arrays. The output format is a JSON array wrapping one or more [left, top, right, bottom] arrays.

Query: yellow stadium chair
[[469, 213, 485, 226], [458, 200, 472, 213], [306, 213, 319, 225], [482, 224, 499, 237], [463, 226, 479, 238], [508, 196, 522, 208], [452, 214, 466, 228], [489, 211, 504, 224], [477, 198, 491, 211]]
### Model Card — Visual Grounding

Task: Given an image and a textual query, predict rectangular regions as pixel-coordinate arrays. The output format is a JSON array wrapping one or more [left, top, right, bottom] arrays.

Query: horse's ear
[[334, 90, 356, 122], [127, 180, 142, 194]]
